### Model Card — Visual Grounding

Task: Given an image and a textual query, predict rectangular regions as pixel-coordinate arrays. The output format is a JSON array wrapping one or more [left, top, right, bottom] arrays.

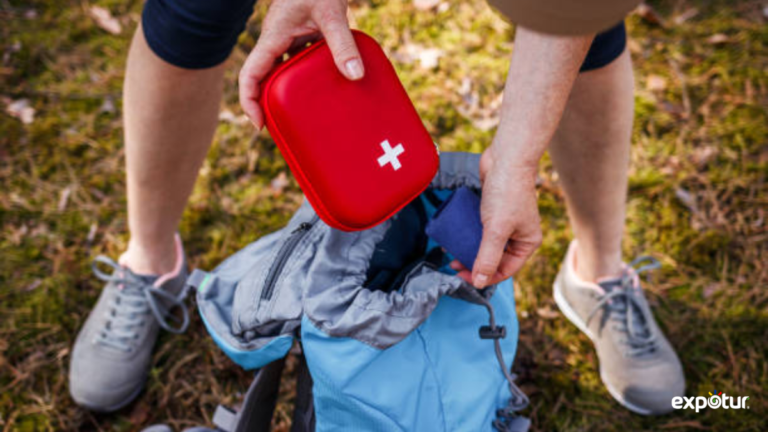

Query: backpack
[[185, 152, 530, 432]]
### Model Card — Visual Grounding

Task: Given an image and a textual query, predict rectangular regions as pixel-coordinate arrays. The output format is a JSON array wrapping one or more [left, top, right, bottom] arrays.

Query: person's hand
[[239, 0, 363, 129], [450, 147, 543, 288]]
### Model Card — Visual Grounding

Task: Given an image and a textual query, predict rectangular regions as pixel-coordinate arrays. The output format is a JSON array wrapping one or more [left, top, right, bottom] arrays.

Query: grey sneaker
[[69, 235, 189, 412], [553, 241, 685, 415]]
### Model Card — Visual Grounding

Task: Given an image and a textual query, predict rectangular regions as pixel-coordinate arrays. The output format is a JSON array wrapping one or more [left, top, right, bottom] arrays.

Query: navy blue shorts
[[142, 0, 625, 71], [580, 22, 626, 72]]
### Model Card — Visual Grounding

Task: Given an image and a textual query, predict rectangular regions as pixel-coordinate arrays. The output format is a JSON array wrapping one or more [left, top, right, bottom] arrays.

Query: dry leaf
[[752, 209, 764, 229], [702, 283, 720, 298], [128, 400, 151, 426], [536, 305, 560, 320], [659, 155, 681, 176], [99, 96, 115, 114], [673, 8, 698, 25], [691, 145, 717, 168], [547, 347, 566, 364], [413, 0, 440, 10], [247, 149, 260, 172], [9, 224, 29, 245], [90, 187, 106, 201], [707, 33, 729, 44], [646, 74, 667, 91], [470, 117, 500, 131], [3, 40, 22, 66], [660, 420, 708, 430], [219, 109, 250, 125], [659, 101, 685, 117], [455, 78, 502, 131], [270, 172, 289, 196], [393, 44, 444, 70], [86, 222, 98, 244], [745, 79, 756, 102], [417, 48, 444, 70], [458, 76, 474, 103], [627, 38, 642, 54], [58, 186, 72, 211], [56, 347, 70, 362], [24, 279, 42, 292], [675, 187, 698, 214], [89, 6, 122, 35], [635, 3, 665, 26], [6, 98, 35, 124]]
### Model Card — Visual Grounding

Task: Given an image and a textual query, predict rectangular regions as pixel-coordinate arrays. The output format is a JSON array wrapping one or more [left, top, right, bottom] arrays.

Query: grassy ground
[[1, 0, 766, 430]]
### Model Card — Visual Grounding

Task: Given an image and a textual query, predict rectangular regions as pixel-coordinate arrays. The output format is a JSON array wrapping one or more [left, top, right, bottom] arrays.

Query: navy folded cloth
[[425, 187, 483, 270]]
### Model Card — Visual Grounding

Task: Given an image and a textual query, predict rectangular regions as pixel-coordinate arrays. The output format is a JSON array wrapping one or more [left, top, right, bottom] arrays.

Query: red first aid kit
[[259, 30, 440, 231]]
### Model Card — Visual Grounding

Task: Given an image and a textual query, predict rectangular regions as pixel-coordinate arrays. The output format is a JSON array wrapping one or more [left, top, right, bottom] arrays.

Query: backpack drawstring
[[476, 294, 531, 432]]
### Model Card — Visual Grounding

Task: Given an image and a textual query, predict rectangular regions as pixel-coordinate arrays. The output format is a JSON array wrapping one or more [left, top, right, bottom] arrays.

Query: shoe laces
[[91, 256, 189, 352], [586, 256, 661, 358]]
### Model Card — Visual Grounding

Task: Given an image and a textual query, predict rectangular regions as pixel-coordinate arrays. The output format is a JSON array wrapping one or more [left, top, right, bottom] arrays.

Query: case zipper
[[260, 215, 319, 301]]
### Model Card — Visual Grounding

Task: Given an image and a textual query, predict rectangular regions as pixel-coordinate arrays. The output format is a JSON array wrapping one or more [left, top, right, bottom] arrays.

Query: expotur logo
[[672, 389, 750, 412]]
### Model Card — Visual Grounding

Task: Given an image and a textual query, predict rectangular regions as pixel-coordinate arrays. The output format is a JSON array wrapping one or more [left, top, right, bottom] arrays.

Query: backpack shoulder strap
[[212, 354, 316, 432], [211, 357, 286, 432], [290, 355, 315, 432], [236, 357, 286, 432]]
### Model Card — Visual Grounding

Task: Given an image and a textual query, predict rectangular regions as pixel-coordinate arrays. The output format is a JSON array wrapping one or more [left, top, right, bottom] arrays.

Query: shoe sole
[[552, 276, 654, 416], [73, 382, 144, 413]]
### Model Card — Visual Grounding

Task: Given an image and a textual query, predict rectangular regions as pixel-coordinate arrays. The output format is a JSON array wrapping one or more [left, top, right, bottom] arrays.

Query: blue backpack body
[[187, 153, 529, 432]]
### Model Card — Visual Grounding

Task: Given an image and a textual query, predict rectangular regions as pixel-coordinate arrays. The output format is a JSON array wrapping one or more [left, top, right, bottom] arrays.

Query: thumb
[[472, 224, 510, 288], [316, 14, 364, 80]]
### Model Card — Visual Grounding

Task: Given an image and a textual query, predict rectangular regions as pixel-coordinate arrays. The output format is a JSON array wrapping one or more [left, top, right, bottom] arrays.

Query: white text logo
[[672, 391, 750, 413]]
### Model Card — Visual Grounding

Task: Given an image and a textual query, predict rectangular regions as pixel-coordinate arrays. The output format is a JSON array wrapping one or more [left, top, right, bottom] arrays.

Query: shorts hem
[[141, 9, 235, 70]]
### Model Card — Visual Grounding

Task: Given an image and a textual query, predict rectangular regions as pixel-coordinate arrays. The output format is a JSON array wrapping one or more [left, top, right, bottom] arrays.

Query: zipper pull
[[292, 222, 312, 234]]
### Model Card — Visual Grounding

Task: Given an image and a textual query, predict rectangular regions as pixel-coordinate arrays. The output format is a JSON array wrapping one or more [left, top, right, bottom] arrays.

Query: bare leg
[[121, 24, 225, 275], [549, 49, 634, 282]]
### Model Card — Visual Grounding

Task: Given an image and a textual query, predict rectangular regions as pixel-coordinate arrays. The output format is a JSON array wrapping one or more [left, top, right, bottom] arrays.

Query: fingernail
[[345, 59, 363, 80], [474, 274, 489, 288]]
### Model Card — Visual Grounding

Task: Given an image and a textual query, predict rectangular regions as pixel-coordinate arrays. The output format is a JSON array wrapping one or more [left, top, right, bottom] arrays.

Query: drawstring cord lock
[[474, 290, 530, 432], [479, 325, 506, 340]]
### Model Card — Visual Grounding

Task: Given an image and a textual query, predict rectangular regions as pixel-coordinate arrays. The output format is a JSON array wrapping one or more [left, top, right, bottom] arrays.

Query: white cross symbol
[[377, 140, 405, 171]]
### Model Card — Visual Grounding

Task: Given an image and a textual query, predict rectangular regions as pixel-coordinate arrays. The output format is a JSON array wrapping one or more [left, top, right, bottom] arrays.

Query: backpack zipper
[[260, 216, 318, 300]]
